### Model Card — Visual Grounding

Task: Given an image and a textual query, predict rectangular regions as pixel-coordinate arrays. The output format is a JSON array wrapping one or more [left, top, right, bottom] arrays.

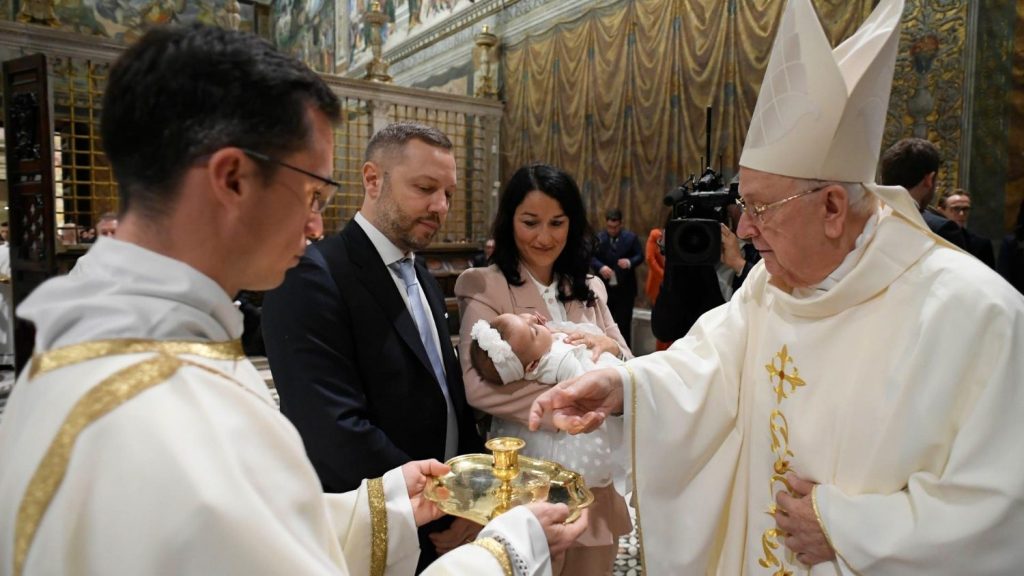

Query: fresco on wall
[[11, 0, 253, 40], [883, 0, 968, 194], [274, 0, 335, 73], [344, 0, 474, 72]]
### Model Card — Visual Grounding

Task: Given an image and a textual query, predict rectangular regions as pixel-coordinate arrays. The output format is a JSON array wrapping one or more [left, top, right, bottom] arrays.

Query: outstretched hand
[[528, 368, 624, 434], [401, 459, 450, 527], [773, 473, 836, 567]]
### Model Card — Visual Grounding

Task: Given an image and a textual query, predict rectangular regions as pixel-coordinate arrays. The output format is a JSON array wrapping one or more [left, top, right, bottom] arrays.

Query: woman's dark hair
[[490, 163, 596, 304]]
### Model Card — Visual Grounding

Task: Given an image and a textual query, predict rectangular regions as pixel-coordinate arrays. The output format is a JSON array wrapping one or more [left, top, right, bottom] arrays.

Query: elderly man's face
[[736, 168, 837, 288]]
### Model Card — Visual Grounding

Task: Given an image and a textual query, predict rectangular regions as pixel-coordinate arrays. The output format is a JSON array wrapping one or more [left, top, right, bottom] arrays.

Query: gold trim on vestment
[[472, 537, 513, 576], [625, 363, 646, 574], [368, 477, 388, 576], [758, 345, 806, 576], [29, 338, 244, 379], [14, 354, 183, 576], [811, 485, 850, 569]]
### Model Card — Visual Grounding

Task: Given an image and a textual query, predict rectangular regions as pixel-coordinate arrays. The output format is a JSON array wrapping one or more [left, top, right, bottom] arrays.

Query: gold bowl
[[424, 437, 594, 526]]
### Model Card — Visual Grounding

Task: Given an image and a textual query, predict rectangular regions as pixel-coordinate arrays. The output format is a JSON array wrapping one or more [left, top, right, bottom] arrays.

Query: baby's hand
[[564, 332, 622, 361]]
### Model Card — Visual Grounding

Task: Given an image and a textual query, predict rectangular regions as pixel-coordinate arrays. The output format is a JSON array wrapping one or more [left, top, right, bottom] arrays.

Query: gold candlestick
[[486, 437, 524, 516]]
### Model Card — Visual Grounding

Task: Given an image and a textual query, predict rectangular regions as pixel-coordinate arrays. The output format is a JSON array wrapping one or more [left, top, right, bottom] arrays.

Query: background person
[[96, 211, 119, 237], [591, 207, 644, 347], [879, 137, 966, 249], [937, 189, 994, 267]]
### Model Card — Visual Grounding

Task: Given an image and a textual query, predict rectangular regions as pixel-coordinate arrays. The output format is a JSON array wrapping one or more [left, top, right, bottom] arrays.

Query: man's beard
[[378, 179, 441, 251]]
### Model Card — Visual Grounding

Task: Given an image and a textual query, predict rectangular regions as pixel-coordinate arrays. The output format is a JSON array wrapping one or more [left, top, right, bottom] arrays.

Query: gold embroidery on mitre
[[758, 346, 807, 575], [368, 477, 388, 576]]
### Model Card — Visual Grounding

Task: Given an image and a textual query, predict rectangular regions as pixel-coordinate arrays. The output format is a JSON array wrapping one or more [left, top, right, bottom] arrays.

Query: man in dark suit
[[262, 122, 483, 571], [879, 138, 967, 249], [591, 208, 644, 346], [938, 190, 995, 268]]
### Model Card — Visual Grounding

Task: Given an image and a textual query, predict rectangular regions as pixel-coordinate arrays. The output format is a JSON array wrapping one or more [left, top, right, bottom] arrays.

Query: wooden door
[[3, 53, 57, 372]]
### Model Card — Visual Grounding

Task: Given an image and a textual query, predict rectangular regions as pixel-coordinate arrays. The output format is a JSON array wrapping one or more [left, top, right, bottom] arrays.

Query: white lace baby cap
[[470, 319, 524, 384], [739, 0, 923, 229]]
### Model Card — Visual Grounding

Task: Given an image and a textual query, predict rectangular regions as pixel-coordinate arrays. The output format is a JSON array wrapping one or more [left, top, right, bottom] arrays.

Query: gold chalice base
[[424, 438, 595, 526]]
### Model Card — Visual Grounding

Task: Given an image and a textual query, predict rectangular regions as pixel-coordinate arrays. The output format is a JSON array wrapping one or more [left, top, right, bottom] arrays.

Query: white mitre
[[740, 0, 928, 228]]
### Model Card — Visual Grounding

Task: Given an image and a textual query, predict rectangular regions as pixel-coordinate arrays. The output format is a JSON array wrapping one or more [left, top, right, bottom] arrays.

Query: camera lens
[[665, 218, 721, 266], [678, 224, 712, 254]]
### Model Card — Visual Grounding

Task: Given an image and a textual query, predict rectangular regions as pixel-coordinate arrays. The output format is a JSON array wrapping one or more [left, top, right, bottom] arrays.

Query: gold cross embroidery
[[765, 345, 806, 404]]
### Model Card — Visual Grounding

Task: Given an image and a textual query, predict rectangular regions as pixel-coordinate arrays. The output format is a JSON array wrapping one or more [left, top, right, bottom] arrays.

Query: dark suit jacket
[[997, 234, 1024, 295], [923, 208, 967, 250], [262, 219, 483, 491], [591, 229, 645, 294], [962, 227, 995, 268], [263, 220, 483, 570]]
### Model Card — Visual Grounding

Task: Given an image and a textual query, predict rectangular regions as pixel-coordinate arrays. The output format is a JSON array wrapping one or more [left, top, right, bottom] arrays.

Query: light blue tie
[[394, 258, 458, 460]]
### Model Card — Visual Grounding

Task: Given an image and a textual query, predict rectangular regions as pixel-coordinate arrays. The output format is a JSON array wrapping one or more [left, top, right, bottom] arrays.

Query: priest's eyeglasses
[[735, 184, 830, 223], [241, 148, 340, 214]]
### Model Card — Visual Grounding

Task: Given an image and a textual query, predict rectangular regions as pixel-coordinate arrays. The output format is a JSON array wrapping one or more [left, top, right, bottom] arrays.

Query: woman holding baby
[[455, 163, 632, 575]]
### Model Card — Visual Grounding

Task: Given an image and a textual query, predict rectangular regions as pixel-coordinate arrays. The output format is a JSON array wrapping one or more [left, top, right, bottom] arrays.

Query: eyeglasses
[[241, 148, 340, 214], [947, 206, 970, 214], [735, 184, 830, 223]]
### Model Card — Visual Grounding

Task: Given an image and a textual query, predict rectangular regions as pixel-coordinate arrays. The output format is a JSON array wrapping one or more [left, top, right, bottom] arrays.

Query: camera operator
[[651, 177, 760, 344]]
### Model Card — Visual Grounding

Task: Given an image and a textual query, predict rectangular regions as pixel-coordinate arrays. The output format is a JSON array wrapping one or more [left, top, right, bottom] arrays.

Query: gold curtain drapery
[[502, 0, 876, 237]]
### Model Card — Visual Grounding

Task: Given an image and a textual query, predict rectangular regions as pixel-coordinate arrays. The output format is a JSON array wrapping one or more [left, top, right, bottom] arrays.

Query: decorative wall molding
[[390, 0, 616, 88], [0, 21, 122, 61]]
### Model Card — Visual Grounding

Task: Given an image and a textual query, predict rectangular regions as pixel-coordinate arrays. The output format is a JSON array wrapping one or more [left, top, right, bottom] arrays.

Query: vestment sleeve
[[623, 286, 749, 572], [420, 506, 550, 575], [814, 297, 1024, 575], [323, 468, 420, 576]]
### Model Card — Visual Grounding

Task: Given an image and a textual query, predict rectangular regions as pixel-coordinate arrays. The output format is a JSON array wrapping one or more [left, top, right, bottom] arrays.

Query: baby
[[470, 313, 625, 489]]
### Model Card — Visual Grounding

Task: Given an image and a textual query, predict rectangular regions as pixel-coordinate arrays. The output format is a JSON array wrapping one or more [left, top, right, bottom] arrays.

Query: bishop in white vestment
[[531, 0, 1024, 573]]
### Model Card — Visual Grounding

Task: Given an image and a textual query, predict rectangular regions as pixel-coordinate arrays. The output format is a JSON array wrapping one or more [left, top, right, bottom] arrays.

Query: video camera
[[662, 106, 737, 266]]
